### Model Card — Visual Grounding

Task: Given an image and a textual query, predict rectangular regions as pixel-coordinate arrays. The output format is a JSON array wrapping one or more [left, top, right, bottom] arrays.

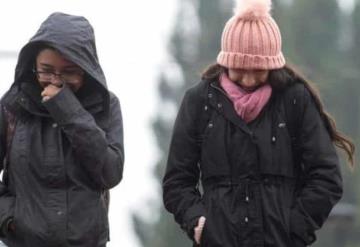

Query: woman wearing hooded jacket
[[0, 13, 124, 247], [163, 0, 355, 246]]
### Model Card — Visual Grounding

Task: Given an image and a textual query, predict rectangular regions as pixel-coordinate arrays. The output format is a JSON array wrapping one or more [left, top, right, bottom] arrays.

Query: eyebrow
[[38, 63, 80, 69]]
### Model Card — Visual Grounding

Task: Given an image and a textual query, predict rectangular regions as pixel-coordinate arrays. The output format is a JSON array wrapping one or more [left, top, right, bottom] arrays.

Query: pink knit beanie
[[217, 0, 285, 70]]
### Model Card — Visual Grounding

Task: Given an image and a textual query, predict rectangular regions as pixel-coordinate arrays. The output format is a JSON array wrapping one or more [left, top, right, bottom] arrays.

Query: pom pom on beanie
[[234, 0, 272, 19]]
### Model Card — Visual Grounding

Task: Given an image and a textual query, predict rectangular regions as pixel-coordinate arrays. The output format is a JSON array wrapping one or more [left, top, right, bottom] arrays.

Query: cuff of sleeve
[[42, 84, 84, 124], [291, 233, 307, 247], [290, 207, 317, 245], [0, 217, 13, 237]]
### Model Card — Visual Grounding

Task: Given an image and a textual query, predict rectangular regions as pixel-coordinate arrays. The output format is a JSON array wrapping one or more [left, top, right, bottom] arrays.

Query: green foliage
[[289, 0, 340, 71], [353, 2, 360, 65]]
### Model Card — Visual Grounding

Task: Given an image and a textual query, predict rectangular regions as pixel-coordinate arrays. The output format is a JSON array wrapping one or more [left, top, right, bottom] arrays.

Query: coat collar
[[208, 80, 253, 135]]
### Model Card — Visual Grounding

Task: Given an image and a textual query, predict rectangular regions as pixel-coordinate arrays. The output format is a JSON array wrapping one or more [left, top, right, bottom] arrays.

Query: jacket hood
[[14, 12, 107, 92]]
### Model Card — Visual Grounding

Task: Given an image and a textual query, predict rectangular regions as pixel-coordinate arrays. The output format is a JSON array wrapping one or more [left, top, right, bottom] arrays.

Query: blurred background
[[1, 0, 360, 246]]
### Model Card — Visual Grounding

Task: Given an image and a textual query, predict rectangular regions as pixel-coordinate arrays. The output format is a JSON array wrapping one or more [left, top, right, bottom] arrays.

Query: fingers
[[41, 84, 62, 102], [42, 96, 51, 102], [194, 216, 206, 245]]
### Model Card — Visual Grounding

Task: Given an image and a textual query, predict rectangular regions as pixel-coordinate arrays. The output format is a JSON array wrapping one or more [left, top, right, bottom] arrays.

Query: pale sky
[[0, 1, 177, 246]]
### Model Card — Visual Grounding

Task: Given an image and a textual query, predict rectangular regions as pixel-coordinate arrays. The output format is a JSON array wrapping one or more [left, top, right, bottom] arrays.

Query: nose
[[242, 73, 256, 87], [50, 74, 64, 87]]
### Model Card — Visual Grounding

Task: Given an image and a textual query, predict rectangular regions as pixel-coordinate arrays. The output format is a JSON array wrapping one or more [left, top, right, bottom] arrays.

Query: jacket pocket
[[289, 205, 316, 246], [200, 217, 222, 247], [199, 220, 209, 246], [200, 189, 232, 247], [12, 198, 50, 245]]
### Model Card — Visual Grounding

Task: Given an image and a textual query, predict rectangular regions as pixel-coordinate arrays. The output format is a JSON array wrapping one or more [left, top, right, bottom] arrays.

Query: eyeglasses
[[33, 68, 84, 83]]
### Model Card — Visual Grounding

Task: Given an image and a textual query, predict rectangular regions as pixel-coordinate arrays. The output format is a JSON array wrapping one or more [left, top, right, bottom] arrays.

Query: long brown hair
[[201, 63, 355, 167]]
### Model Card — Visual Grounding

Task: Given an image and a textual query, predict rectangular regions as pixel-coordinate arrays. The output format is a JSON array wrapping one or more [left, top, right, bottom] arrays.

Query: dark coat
[[163, 79, 342, 247], [0, 13, 124, 247]]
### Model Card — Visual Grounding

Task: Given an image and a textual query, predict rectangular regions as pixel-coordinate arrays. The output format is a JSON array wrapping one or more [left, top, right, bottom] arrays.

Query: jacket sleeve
[[162, 86, 206, 238], [289, 87, 343, 245], [0, 105, 15, 237], [43, 85, 124, 190]]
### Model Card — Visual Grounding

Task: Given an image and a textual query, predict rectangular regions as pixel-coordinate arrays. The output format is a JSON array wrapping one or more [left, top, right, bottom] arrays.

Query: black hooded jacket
[[163, 79, 342, 247], [0, 12, 124, 247]]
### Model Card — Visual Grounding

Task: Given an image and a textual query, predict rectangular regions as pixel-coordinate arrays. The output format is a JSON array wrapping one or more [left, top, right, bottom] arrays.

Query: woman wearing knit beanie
[[163, 0, 355, 247]]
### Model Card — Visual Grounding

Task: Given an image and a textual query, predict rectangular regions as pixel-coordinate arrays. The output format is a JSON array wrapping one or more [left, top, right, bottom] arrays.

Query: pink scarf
[[220, 73, 272, 123]]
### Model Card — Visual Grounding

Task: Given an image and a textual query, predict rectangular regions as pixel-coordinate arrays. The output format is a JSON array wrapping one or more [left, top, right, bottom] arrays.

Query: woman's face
[[228, 68, 269, 91], [35, 48, 84, 91]]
